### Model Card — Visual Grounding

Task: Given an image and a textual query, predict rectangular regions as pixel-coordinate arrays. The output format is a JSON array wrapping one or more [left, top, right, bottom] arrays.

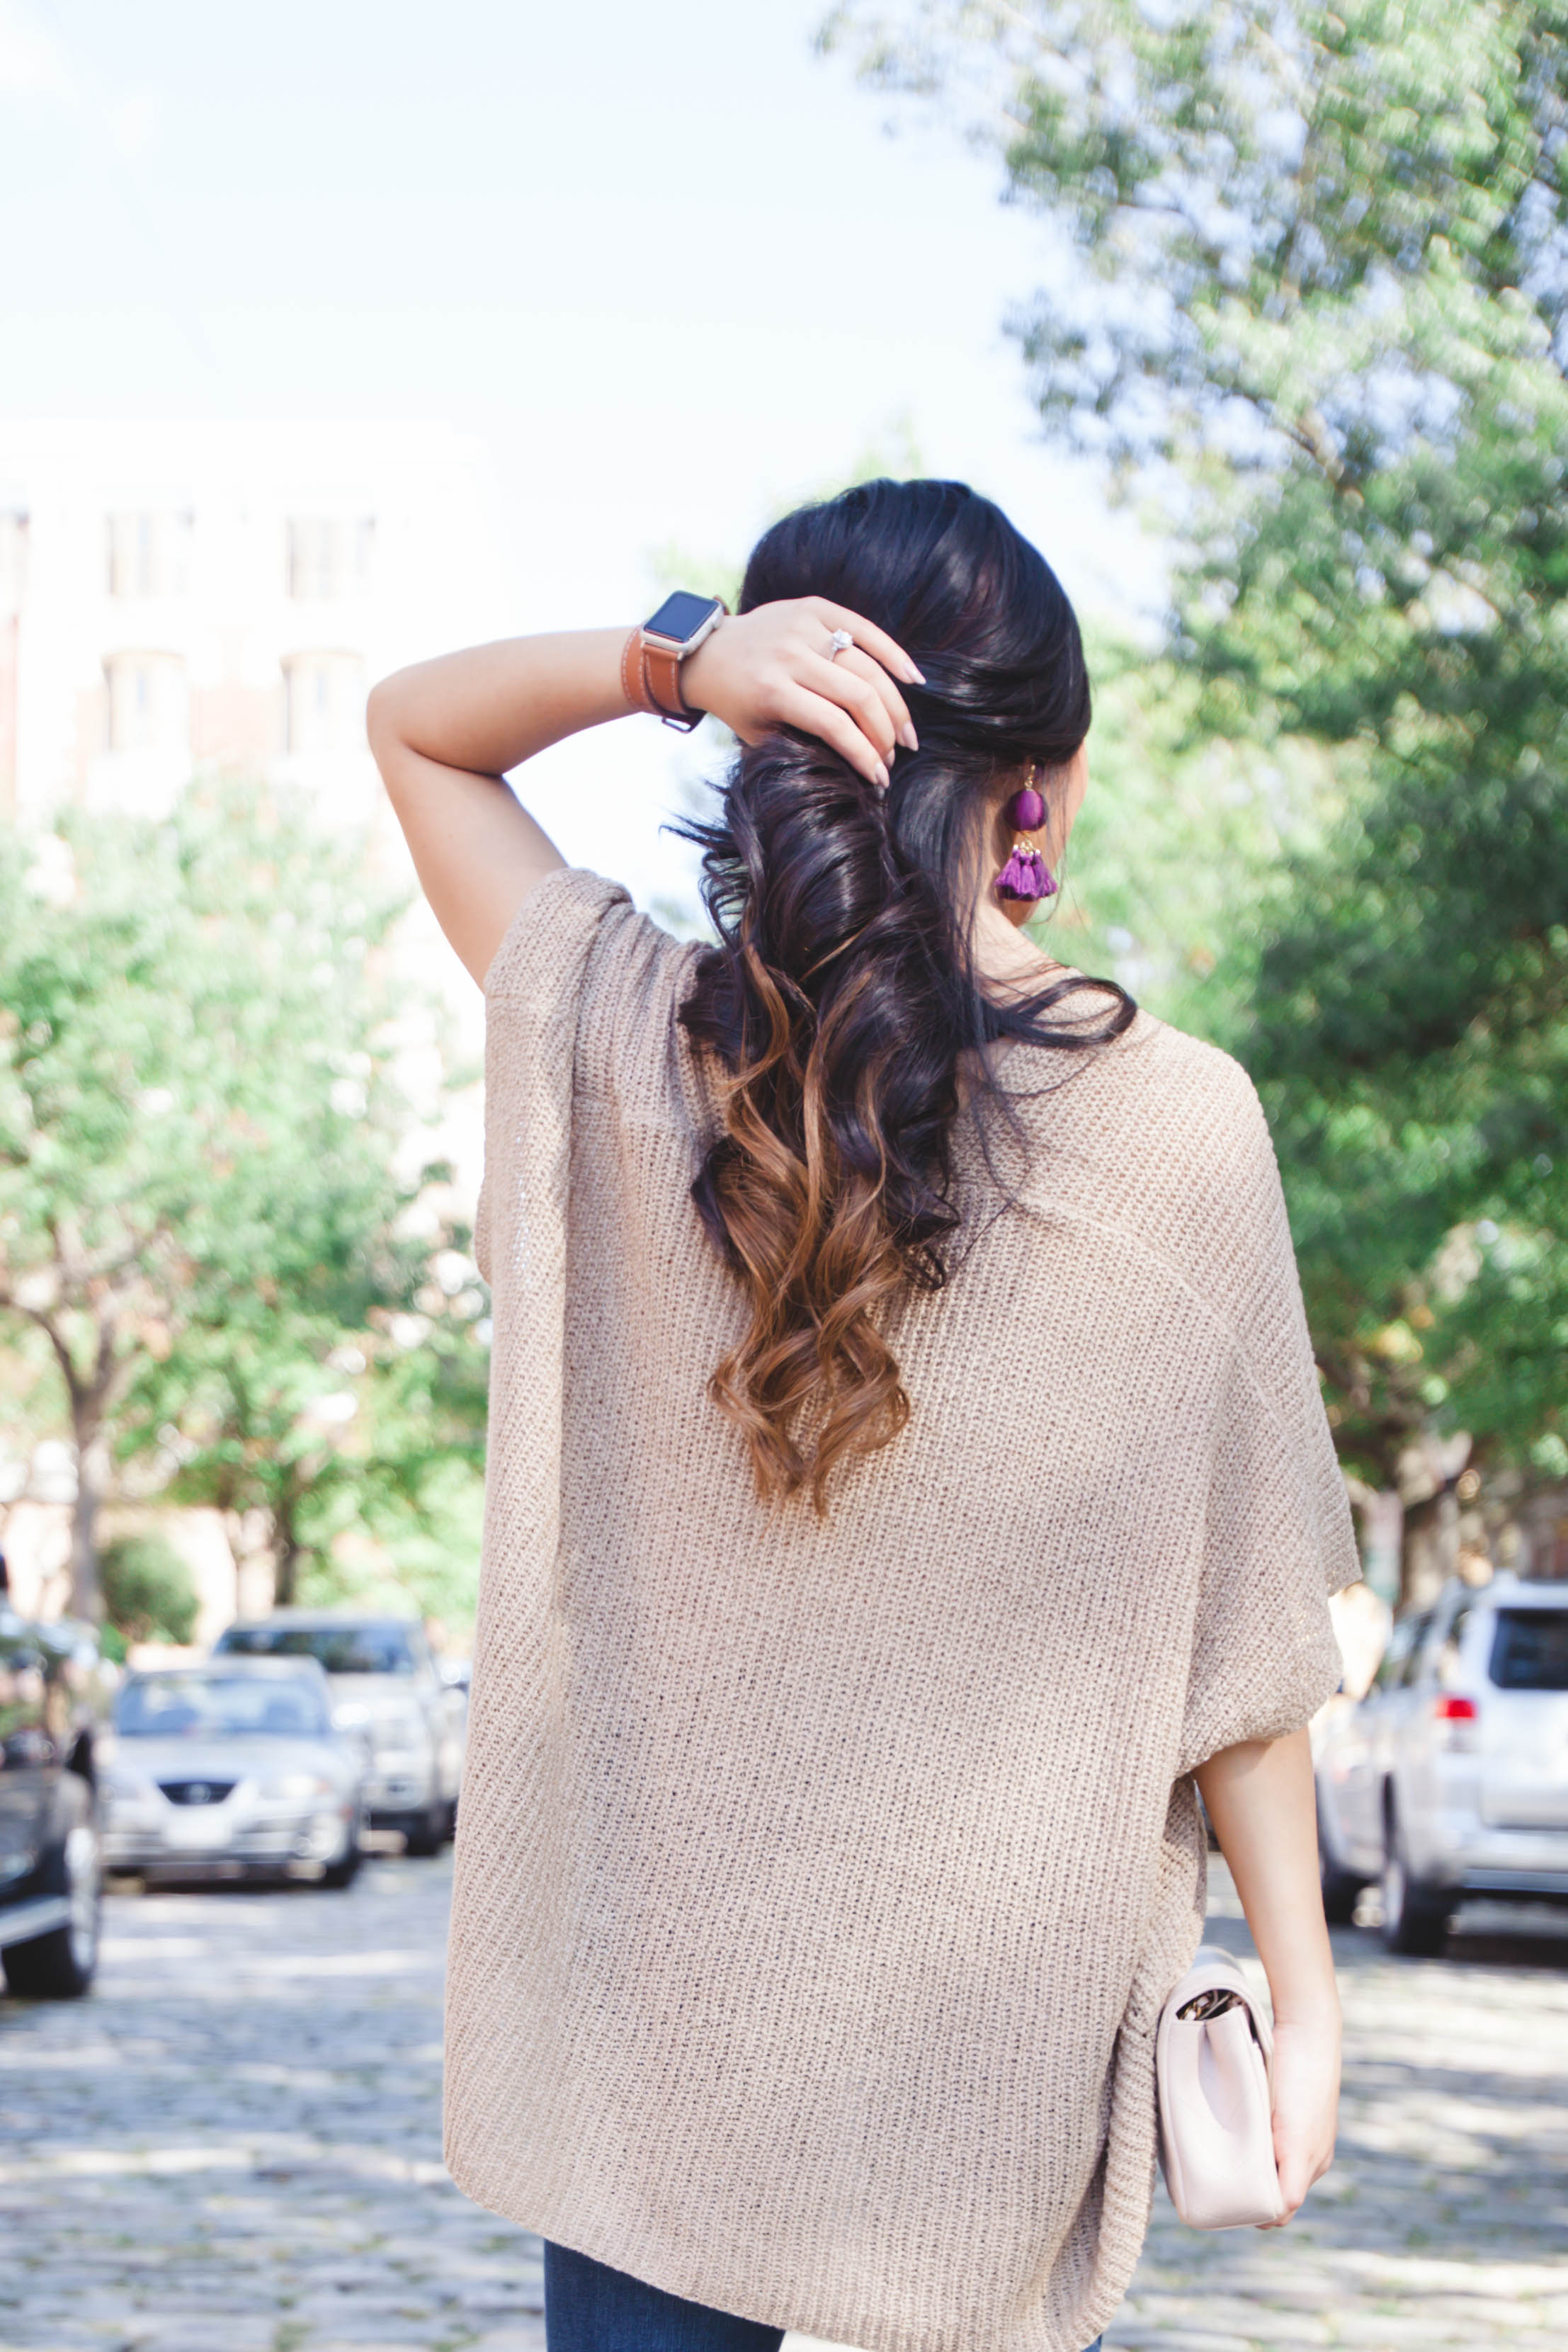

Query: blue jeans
[[543, 2242, 1103, 2351]]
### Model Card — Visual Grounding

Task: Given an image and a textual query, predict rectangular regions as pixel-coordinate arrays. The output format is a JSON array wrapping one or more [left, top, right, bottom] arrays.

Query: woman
[[368, 479, 1358, 2352]]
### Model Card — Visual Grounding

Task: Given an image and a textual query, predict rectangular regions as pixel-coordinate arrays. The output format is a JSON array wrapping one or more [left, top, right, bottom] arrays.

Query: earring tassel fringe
[[994, 843, 1057, 902]]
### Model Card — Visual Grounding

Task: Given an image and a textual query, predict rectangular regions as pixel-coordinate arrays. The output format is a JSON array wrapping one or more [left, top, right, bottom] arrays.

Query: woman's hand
[[681, 598, 924, 791], [1265, 2008, 1342, 2225], [369, 602, 924, 991], [1193, 1727, 1343, 2227]]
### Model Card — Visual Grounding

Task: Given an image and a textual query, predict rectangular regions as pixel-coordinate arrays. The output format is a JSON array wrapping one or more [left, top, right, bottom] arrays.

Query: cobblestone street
[[1, 1856, 1564, 2352]]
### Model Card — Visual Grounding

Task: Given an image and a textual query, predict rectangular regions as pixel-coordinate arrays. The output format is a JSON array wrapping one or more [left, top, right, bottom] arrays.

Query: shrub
[[100, 1533, 199, 1647]]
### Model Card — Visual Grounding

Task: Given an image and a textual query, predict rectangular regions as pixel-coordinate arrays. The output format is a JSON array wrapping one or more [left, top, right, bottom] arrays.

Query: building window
[[284, 652, 365, 756], [106, 512, 192, 600], [286, 518, 374, 602], [105, 653, 188, 753]]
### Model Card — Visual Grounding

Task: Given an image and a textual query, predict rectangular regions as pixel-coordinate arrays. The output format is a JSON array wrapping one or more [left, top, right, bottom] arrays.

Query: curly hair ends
[[677, 479, 1135, 1512], [684, 732, 960, 1509]]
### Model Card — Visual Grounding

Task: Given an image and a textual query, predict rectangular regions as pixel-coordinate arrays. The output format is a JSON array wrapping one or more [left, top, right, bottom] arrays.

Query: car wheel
[[1317, 1795, 1366, 1926], [402, 1802, 445, 1858], [322, 1812, 364, 1889], [3, 1810, 102, 1999], [1380, 1805, 1453, 1957]]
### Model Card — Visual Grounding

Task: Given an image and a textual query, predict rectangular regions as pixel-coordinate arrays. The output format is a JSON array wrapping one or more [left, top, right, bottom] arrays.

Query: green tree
[[132, 1266, 489, 1611], [0, 787, 487, 1620], [1058, 637, 1341, 1043], [827, 0, 1568, 1502]]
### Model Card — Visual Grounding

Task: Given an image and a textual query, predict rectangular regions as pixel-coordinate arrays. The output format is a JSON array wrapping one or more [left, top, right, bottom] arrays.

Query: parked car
[[1314, 1572, 1568, 1953], [212, 1610, 464, 1855], [101, 1656, 365, 1886], [0, 1605, 105, 1998]]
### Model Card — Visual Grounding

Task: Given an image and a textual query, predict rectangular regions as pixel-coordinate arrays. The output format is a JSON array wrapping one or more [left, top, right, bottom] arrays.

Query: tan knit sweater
[[445, 867, 1360, 2352]]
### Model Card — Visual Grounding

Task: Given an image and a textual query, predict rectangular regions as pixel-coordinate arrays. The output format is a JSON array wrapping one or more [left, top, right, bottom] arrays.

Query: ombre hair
[[678, 479, 1133, 1511]]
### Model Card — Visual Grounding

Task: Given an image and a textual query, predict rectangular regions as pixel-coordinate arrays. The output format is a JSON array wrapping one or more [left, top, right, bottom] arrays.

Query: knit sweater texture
[[445, 866, 1361, 2352]]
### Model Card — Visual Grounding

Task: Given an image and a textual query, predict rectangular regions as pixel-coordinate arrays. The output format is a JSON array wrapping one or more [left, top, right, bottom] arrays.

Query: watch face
[[644, 590, 720, 645]]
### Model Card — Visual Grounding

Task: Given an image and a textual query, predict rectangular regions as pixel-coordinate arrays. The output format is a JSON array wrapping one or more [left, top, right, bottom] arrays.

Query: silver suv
[[1314, 1574, 1568, 1953], [212, 1611, 465, 1856]]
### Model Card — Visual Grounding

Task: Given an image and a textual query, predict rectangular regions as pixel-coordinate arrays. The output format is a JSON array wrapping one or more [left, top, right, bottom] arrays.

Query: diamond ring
[[824, 628, 854, 661]]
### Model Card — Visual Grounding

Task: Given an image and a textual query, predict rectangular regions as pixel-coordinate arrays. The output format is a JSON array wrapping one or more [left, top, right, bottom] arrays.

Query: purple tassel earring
[[994, 776, 1057, 902]]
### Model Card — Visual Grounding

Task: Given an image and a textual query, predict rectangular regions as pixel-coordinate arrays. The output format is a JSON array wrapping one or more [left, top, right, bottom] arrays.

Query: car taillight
[[1433, 1692, 1479, 1751]]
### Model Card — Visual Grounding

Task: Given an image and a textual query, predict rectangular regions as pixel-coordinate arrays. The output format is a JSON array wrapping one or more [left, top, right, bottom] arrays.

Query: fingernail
[[899, 724, 919, 751], [875, 761, 890, 790], [907, 664, 926, 684]]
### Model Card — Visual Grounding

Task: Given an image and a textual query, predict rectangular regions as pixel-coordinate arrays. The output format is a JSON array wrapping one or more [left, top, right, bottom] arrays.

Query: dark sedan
[[0, 1604, 104, 1999]]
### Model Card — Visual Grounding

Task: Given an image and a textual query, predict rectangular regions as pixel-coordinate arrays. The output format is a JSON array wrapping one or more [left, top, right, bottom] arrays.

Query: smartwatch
[[622, 591, 728, 732]]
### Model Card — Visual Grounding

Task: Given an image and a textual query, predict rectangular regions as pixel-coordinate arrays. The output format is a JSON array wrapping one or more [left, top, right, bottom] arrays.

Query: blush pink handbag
[[1155, 1947, 1285, 2229]]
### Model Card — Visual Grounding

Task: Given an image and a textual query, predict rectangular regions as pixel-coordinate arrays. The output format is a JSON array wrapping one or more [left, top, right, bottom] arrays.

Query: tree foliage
[[1053, 635, 1343, 1041], [827, 0, 1568, 1489], [0, 788, 488, 1620]]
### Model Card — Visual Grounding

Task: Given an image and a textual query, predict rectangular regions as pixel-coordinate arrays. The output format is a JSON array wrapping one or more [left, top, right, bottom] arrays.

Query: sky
[[0, 0, 1164, 903]]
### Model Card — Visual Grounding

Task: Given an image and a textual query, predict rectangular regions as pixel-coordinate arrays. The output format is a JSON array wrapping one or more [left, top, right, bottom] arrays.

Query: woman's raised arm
[[368, 630, 618, 989], [367, 606, 922, 988], [1193, 1727, 1342, 2226]]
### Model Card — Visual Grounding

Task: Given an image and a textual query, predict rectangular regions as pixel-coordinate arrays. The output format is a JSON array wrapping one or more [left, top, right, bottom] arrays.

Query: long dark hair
[[678, 478, 1134, 1511]]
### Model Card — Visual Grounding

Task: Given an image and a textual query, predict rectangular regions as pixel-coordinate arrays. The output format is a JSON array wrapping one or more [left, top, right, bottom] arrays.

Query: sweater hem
[[443, 2144, 1127, 2352]]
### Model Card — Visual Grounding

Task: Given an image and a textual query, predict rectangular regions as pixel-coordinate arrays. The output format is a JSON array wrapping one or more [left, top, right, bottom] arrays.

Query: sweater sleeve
[[1176, 1080, 1363, 1777], [474, 866, 630, 1286], [475, 865, 693, 1283]]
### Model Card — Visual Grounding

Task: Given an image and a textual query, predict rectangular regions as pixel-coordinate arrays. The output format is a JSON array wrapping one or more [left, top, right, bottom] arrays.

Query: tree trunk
[[1355, 1487, 1404, 1608], [52, 1297, 127, 1627], [69, 1426, 110, 1623], [1395, 1431, 1472, 1612], [271, 1486, 303, 1609], [273, 1538, 302, 1609]]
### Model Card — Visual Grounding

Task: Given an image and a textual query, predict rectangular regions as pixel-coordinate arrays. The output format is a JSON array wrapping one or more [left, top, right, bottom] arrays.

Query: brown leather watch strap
[[620, 626, 659, 717], [620, 623, 703, 732], [642, 638, 700, 730]]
